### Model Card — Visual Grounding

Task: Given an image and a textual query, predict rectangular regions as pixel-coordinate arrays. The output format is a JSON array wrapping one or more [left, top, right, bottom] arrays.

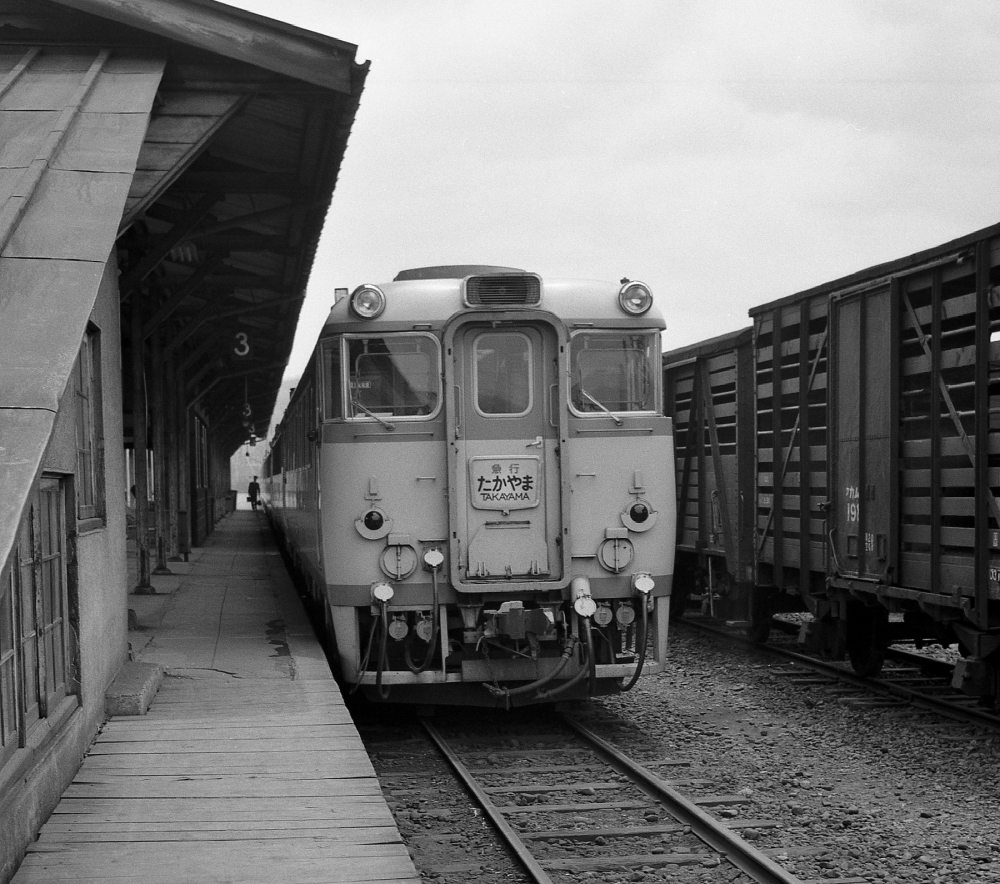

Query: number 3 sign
[[234, 331, 251, 357]]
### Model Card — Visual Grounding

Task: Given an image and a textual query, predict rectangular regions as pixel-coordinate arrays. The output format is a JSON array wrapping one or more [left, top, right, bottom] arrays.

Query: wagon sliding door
[[829, 287, 896, 583]]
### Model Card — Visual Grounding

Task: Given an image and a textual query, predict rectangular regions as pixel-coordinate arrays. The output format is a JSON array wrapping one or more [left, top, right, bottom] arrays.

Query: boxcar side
[[749, 222, 1000, 698], [664, 328, 755, 622]]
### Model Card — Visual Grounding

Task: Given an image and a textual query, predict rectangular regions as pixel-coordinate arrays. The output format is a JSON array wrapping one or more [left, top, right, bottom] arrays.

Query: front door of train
[[446, 316, 566, 590]]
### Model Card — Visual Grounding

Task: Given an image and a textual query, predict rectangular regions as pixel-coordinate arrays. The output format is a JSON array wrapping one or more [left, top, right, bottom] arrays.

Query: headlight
[[349, 284, 386, 319], [618, 280, 653, 315]]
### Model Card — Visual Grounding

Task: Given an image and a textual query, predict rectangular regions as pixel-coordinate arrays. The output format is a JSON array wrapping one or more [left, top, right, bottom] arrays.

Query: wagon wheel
[[847, 603, 889, 677], [745, 586, 774, 644]]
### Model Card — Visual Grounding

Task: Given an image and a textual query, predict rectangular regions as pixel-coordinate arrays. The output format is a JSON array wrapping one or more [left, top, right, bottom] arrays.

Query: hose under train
[[484, 632, 580, 706], [619, 594, 650, 692], [403, 567, 440, 674]]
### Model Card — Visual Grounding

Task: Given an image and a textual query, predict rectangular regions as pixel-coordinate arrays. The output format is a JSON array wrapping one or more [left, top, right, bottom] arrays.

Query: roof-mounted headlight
[[349, 285, 386, 320], [617, 280, 653, 315]]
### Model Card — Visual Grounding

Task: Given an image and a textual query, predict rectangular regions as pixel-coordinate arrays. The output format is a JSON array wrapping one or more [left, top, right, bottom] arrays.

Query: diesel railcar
[[264, 266, 675, 707], [665, 221, 1000, 707]]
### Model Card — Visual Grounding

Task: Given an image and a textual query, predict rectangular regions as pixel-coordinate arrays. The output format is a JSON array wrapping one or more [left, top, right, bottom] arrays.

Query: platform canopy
[[0, 0, 366, 564]]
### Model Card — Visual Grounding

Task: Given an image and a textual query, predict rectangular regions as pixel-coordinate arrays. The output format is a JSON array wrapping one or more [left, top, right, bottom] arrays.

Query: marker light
[[349, 284, 387, 319], [629, 502, 650, 524], [617, 280, 653, 316]]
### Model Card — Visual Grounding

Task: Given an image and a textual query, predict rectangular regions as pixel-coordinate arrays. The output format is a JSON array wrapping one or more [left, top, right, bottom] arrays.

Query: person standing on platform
[[248, 476, 261, 511]]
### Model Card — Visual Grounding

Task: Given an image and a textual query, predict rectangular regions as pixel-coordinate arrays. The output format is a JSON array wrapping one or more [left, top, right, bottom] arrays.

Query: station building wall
[[0, 255, 128, 883]]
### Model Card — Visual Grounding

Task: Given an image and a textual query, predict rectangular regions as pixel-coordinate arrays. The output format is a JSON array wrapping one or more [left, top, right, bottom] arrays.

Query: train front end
[[319, 267, 675, 706]]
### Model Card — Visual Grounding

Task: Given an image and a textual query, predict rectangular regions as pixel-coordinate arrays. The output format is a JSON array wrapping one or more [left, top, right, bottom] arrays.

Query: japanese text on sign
[[470, 457, 540, 510]]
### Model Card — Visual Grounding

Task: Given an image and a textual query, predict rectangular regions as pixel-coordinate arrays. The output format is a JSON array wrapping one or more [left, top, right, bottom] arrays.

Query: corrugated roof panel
[[0, 49, 164, 581], [0, 110, 61, 168], [3, 169, 136, 259], [0, 257, 106, 407]]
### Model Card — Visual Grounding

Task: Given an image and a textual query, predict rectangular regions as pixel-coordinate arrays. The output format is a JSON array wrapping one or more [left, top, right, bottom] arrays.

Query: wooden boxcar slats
[[902, 467, 1000, 486], [757, 493, 828, 512], [901, 496, 975, 517], [705, 361, 737, 383], [756, 374, 830, 400], [903, 436, 1000, 459], [755, 445, 828, 466], [755, 330, 828, 366], [901, 524, 976, 548], [756, 471, 827, 490], [904, 288, 978, 327]]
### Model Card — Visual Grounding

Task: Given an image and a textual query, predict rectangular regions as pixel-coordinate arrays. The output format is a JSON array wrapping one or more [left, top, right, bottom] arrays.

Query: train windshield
[[570, 331, 658, 414], [343, 334, 440, 419]]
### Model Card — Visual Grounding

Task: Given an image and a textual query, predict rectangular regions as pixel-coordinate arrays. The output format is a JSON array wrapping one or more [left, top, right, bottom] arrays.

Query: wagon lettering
[[845, 485, 860, 524]]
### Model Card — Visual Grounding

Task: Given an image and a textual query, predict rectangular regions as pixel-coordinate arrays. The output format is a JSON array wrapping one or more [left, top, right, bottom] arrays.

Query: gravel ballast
[[363, 625, 1000, 883]]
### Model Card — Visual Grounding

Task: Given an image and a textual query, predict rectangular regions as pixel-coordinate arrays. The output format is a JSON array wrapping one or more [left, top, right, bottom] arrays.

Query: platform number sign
[[234, 330, 251, 358]]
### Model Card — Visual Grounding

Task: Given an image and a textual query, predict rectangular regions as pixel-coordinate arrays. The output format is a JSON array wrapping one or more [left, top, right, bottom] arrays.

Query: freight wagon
[[663, 328, 756, 628], [667, 222, 1000, 705]]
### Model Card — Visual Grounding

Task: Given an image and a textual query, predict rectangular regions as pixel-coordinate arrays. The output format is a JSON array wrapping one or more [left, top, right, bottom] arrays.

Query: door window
[[474, 331, 533, 416]]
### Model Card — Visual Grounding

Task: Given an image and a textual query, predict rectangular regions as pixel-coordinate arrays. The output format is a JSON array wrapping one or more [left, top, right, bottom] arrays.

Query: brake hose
[[484, 634, 579, 704], [620, 595, 649, 692], [583, 613, 597, 696], [404, 566, 440, 674], [374, 599, 391, 700], [535, 615, 594, 701], [349, 613, 380, 695]]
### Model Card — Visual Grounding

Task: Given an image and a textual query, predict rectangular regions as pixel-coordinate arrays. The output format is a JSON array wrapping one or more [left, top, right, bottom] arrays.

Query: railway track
[[680, 614, 1000, 732], [416, 712, 850, 884]]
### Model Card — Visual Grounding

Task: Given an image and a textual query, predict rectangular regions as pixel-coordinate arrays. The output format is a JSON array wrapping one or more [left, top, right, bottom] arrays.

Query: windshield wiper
[[352, 398, 395, 431], [580, 390, 623, 426]]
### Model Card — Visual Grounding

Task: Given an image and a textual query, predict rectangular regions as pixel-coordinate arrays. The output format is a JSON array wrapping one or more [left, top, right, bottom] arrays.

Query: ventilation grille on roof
[[465, 274, 541, 306]]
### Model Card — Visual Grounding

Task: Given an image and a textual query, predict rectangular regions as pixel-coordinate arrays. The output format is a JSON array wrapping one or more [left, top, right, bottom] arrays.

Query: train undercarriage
[[676, 551, 1000, 708]]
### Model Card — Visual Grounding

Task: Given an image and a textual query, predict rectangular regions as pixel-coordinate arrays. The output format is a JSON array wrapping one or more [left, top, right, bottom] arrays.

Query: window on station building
[[0, 477, 75, 770], [345, 334, 440, 419], [474, 331, 532, 416], [72, 328, 104, 522], [570, 331, 659, 415]]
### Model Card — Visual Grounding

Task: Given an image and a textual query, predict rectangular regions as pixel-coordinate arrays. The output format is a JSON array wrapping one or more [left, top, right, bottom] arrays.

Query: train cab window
[[345, 334, 440, 419], [474, 332, 532, 416], [570, 331, 658, 414]]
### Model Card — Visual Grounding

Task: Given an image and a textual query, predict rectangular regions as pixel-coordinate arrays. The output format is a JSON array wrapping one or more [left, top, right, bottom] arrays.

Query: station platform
[[11, 511, 420, 884]]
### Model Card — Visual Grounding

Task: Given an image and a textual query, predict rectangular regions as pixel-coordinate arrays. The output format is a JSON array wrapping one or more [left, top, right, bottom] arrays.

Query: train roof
[[662, 326, 753, 367], [321, 270, 667, 330]]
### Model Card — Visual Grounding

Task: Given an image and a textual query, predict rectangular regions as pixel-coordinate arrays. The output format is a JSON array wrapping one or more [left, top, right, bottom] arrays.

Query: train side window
[[322, 339, 342, 419], [346, 334, 440, 419], [474, 332, 532, 416], [569, 331, 658, 414]]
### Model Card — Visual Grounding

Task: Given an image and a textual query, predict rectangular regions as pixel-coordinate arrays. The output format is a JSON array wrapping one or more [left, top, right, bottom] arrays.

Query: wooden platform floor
[[12, 511, 419, 884]]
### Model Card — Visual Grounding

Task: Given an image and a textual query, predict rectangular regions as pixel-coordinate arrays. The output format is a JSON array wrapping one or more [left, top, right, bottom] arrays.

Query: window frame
[[472, 330, 534, 418], [341, 332, 443, 423], [567, 329, 661, 418], [72, 327, 104, 525]]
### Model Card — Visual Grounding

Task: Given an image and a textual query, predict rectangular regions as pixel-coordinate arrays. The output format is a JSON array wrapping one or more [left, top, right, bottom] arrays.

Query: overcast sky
[[224, 0, 1000, 413]]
